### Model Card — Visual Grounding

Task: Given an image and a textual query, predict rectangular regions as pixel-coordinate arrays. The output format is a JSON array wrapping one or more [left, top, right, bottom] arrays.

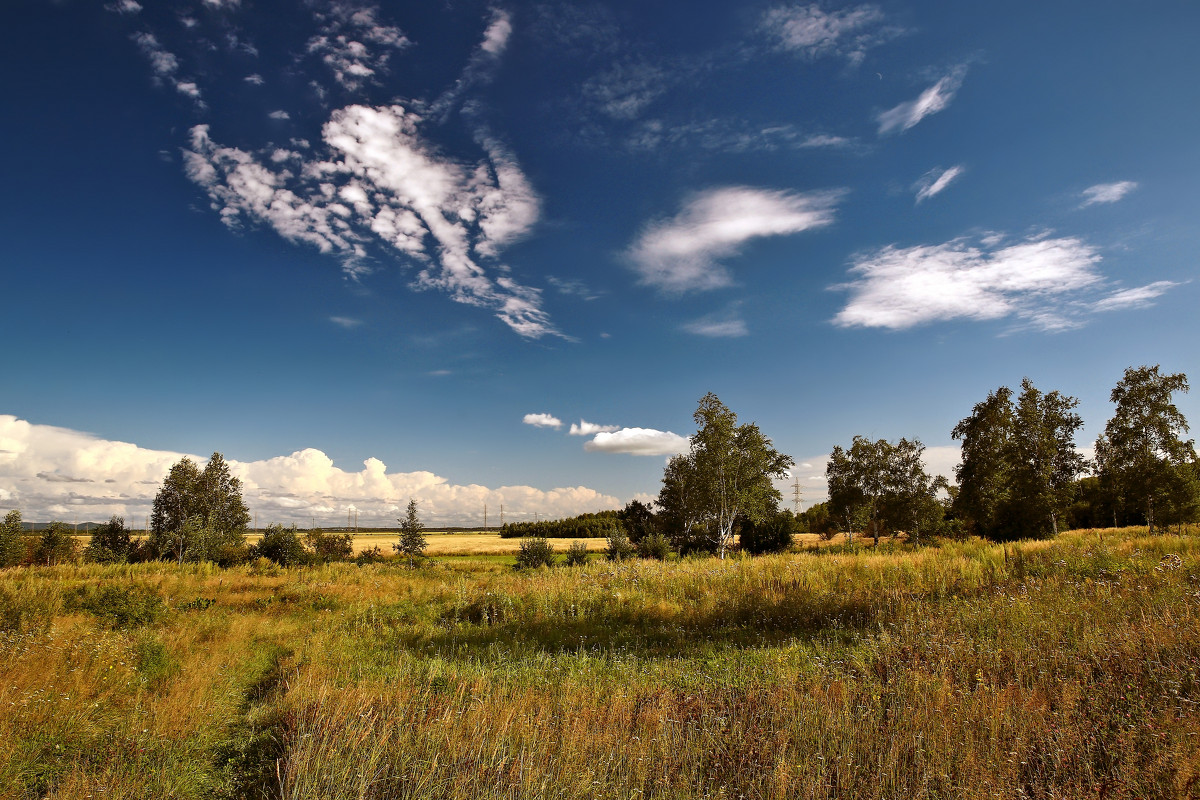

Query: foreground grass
[[2, 528, 1199, 799]]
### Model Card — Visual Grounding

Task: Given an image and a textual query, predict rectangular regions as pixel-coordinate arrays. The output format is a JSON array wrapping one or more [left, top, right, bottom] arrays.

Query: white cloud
[[307, 3, 410, 90], [106, 0, 143, 14], [202, 0, 241, 8], [523, 413, 563, 429], [1090, 281, 1180, 313], [832, 233, 1107, 331], [0, 415, 620, 526], [625, 119, 856, 154], [245, 73, 265, 85], [583, 60, 670, 120], [761, 3, 898, 64], [183, 102, 557, 338], [584, 428, 690, 456], [681, 305, 749, 337], [1080, 181, 1138, 208], [914, 165, 964, 203], [627, 186, 842, 292], [133, 32, 179, 77], [329, 315, 363, 327], [269, 110, 291, 120], [877, 67, 966, 134], [569, 420, 620, 436]]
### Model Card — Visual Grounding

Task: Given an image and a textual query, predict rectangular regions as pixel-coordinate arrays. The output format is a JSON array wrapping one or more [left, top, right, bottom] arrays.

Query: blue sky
[[2, 0, 1197, 525]]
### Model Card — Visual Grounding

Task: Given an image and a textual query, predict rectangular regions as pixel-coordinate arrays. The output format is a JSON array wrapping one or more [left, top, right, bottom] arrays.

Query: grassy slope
[[1, 528, 1199, 799]]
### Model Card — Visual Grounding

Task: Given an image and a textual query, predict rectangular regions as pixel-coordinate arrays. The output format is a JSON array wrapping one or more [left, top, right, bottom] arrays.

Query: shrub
[[636, 531, 673, 560], [354, 545, 385, 566], [253, 524, 310, 567], [305, 529, 353, 563], [606, 527, 637, 561], [563, 540, 590, 566], [739, 512, 797, 555], [66, 583, 165, 629], [516, 536, 556, 569]]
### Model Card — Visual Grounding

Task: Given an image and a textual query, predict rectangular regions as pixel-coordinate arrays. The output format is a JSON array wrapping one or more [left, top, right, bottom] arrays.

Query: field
[[3, 527, 1200, 799]]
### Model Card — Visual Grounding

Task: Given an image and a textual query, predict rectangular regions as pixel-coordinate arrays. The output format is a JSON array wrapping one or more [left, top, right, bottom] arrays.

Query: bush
[[739, 512, 797, 555], [354, 545, 385, 566], [606, 527, 637, 562], [515, 536, 556, 569], [253, 524, 310, 567], [66, 583, 165, 629], [636, 531, 672, 560], [563, 540, 590, 566], [305, 529, 353, 563]]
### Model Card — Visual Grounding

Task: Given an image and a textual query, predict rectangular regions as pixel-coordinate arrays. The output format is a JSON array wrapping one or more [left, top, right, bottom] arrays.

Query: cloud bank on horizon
[[0, 415, 619, 526]]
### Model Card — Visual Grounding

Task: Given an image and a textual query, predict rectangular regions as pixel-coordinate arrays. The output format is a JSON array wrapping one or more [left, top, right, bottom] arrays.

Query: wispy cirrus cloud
[[877, 66, 966, 134], [523, 413, 563, 429], [1090, 280, 1180, 313], [628, 186, 842, 292], [584, 427, 690, 456], [1079, 181, 1138, 208], [681, 304, 749, 338], [832, 232, 1178, 331], [761, 3, 901, 64], [914, 165, 964, 203]]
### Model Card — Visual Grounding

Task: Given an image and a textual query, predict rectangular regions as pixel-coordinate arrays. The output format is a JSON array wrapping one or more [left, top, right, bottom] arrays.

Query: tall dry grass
[[1, 528, 1198, 798]]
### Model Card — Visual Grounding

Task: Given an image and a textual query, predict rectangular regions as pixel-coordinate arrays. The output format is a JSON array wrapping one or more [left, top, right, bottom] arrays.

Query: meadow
[[2, 527, 1199, 799]]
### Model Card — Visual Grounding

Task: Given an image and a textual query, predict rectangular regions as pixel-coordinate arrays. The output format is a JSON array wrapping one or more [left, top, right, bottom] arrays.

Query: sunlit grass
[[2, 527, 1199, 798]]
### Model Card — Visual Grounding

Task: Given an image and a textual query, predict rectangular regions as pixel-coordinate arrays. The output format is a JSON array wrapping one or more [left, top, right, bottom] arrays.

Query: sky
[[2, 0, 1198, 527]]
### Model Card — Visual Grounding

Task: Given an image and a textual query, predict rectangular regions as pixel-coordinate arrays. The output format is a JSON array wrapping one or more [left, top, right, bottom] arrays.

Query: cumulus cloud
[[306, 2, 410, 90], [584, 428, 690, 456], [183, 102, 556, 337], [1079, 181, 1138, 208], [0, 415, 619, 526], [832, 233, 1109, 331], [132, 31, 204, 103], [106, 0, 143, 14], [627, 186, 842, 292], [268, 109, 290, 120], [569, 420, 620, 436], [523, 413, 563, 429], [761, 3, 899, 64], [877, 67, 966, 134], [914, 165, 964, 203]]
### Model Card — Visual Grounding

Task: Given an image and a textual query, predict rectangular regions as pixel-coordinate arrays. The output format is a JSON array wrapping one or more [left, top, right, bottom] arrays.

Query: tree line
[[0, 363, 1193, 569]]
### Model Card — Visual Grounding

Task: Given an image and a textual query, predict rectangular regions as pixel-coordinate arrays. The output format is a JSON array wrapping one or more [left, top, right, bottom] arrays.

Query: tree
[[657, 393, 794, 559], [0, 510, 24, 567], [394, 498, 427, 567], [826, 436, 943, 546], [952, 379, 1086, 541], [86, 515, 133, 563], [149, 452, 250, 561], [35, 522, 78, 566], [305, 528, 353, 563], [1008, 378, 1087, 538], [1095, 365, 1197, 532], [951, 387, 1015, 537]]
